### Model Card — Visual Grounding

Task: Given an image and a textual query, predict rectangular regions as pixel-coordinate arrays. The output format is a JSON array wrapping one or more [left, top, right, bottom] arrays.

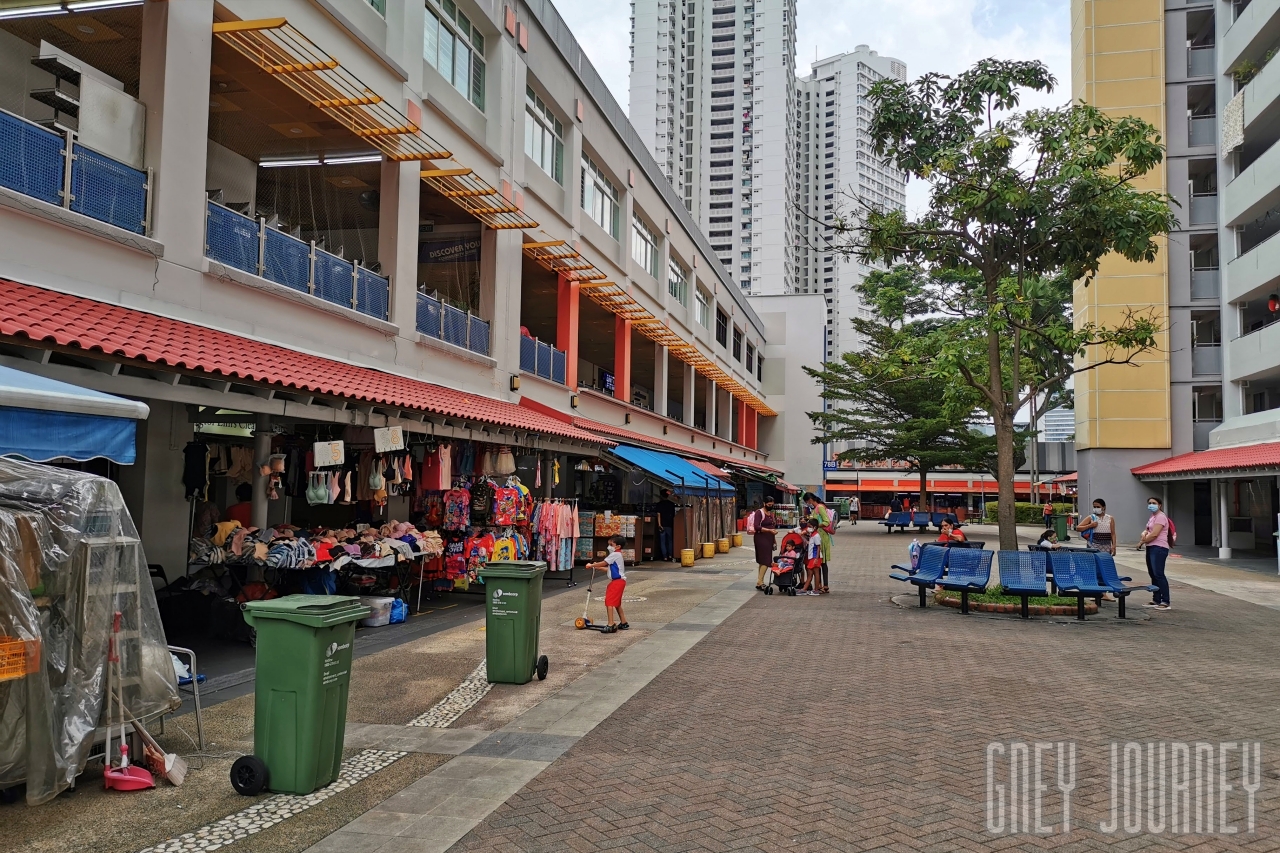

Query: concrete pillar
[[380, 158, 420, 331], [481, 228, 523, 379], [614, 316, 632, 403], [734, 398, 748, 444], [682, 362, 695, 426], [557, 274, 580, 388], [115, 399, 193, 583], [1219, 479, 1232, 559], [140, 0, 215, 269], [707, 379, 717, 435], [542, 451, 553, 499], [653, 342, 668, 417], [252, 414, 272, 530]]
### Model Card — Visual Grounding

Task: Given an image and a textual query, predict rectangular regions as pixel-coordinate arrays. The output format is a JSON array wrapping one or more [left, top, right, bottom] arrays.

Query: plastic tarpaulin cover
[[0, 457, 178, 805]]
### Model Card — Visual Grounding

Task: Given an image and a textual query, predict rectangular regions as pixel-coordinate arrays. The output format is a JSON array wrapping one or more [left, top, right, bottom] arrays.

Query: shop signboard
[[373, 426, 404, 453]]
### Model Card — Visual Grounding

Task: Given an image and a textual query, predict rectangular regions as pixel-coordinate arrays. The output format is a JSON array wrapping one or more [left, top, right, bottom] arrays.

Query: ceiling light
[[324, 153, 382, 165], [65, 0, 143, 10], [259, 157, 322, 168], [0, 4, 64, 18], [76, 23, 94, 33]]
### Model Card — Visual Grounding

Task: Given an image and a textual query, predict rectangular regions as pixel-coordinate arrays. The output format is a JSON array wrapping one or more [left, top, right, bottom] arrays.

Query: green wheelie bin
[[479, 561, 549, 684], [231, 595, 370, 796], [1052, 514, 1071, 542]]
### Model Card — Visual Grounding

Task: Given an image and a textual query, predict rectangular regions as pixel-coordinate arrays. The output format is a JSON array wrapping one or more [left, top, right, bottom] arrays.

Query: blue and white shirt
[[605, 551, 626, 580]]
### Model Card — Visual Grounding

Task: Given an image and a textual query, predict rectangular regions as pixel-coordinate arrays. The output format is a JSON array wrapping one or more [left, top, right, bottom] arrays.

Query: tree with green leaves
[[806, 267, 998, 511], [828, 59, 1176, 550]]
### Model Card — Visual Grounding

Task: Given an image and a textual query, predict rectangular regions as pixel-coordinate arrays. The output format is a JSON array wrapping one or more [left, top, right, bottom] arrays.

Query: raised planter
[[935, 592, 1098, 617]]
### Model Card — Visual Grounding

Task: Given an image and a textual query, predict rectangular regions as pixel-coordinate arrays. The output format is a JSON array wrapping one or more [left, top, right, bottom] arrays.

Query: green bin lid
[[243, 594, 371, 627], [479, 561, 547, 580]]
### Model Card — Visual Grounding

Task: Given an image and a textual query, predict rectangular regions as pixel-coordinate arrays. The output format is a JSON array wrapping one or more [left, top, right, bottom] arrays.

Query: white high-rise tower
[[795, 46, 907, 361], [630, 0, 798, 295]]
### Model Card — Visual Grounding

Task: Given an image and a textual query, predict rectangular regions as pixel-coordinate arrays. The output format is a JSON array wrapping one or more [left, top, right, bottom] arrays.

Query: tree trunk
[[918, 468, 928, 512], [994, 411, 1019, 551]]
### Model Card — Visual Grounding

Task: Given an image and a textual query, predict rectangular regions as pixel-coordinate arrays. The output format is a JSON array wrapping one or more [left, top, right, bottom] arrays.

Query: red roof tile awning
[[569, 416, 779, 475], [1131, 442, 1280, 480], [0, 279, 609, 446]]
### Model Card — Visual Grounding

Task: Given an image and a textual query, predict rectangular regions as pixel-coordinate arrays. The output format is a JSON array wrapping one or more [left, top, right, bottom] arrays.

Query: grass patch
[[935, 585, 1085, 607]]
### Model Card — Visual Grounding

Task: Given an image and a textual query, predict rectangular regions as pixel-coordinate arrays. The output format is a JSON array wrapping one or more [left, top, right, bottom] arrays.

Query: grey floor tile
[[344, 809, 426, 836], [303, 829, 390, 853]]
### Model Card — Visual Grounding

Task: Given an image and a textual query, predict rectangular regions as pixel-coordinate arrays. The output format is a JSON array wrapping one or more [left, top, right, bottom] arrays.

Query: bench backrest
[[1048, 551, 1103, 591], [1046, 551, 1080, 587], [997, 551, 1047, 590], [914, 545, 949, 582], [912, 512, 931, 526], [1069, 552, 1102, 585], [1094, 552, 1124, 587], [944, 548, 993, 585], [885, 511, 911, 525]]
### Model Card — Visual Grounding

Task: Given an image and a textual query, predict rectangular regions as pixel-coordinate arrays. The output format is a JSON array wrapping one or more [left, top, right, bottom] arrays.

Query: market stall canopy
[[0, 365, 149, 464], [607, 444, 735, 495]]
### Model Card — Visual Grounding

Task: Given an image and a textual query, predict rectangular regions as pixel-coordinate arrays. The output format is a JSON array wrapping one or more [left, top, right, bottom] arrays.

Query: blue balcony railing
[[519, 334, 567, 384], [415, 291, 491, 356], [205, 200, 389, 321], [0, 109, 149, 234]]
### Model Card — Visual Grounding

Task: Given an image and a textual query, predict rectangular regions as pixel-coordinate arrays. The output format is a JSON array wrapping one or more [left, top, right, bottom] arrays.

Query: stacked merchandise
[[576, 511, 596, 561], [593, 513, 639, 563]]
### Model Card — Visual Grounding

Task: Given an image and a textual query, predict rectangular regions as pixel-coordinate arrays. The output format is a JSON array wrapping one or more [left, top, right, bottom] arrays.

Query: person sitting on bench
[[936, 519, 967, 545]]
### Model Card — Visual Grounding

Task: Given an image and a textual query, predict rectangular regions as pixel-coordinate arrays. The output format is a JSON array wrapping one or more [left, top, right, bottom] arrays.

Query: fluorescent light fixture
[[65, 0, 143, 10], [0, 4, 64, 18], [258, 158, 322, 168], [324, 153, 382, 165]]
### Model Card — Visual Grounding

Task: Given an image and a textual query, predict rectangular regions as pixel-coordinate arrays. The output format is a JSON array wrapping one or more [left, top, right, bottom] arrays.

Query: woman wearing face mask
[[1139, 497, 1172, 611], [1075, 498, 1116, 556]]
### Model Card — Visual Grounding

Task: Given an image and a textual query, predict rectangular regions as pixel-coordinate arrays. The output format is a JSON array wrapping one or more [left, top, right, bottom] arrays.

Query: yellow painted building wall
[[1071, 0, 1171, 451]]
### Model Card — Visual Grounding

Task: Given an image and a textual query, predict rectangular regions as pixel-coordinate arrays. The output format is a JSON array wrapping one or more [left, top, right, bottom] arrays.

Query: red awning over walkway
[[1131, 442, 1280, 480], [0, 279, 608, 445]]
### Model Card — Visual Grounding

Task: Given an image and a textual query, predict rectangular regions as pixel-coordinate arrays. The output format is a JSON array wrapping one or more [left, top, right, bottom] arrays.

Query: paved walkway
[[426, 524, 1279, 851]]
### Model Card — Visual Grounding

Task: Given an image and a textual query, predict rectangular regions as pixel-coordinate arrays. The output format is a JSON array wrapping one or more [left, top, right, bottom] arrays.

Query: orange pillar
[[734, 398, 748, 444], [556, 274, 579, 388], [614, 315, 632, 403], [745, 407, 758, 449]]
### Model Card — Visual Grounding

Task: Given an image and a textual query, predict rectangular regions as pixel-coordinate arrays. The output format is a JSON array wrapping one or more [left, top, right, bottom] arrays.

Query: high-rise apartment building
[[794, 46, 907, 361], [630, 0, 798, 295], [1073, 0, 1280, 557]]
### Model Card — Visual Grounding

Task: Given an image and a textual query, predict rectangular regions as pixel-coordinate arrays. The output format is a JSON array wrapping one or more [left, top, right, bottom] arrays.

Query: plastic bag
[[389, 599, 407, 624]]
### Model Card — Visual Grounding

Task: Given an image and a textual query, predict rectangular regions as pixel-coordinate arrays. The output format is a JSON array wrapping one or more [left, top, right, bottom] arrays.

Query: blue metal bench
[[911, 511, 932, 531], [879, 511, 913, 532], [936, 548, 993, 614], [1095, 552, 1158, 619], [1048, 551, 1112, 621], [997, 551, 1048, 619], [890, 544, 948, 608]]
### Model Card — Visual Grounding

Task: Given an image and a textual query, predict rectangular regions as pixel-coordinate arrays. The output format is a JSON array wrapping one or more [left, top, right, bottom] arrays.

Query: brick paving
[[450, 525, 1280, 851]]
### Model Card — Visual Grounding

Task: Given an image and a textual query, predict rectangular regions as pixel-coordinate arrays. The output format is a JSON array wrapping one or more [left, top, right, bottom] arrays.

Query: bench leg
[[918, 584, 927, 608], [1021, 595, 1029, 619], [1118, 595, 1126, 619], [960, 590, 969, 615], [1076, 595, 1085, 621]]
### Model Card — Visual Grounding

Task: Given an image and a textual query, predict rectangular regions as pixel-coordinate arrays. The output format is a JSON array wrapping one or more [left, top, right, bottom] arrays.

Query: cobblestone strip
[[135, 660, 494, 853], [138, 749, 406, 853], [406, 660, 491, 728]]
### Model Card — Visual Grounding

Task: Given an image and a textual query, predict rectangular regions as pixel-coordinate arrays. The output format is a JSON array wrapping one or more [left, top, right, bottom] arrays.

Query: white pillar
[[653, 342, 668, 417], [380, 159, 421, 332], [707, 379, 716, 435], [140, 0, 215, 269], [252, 414, 271, 530], [1219, 479, 1232, 559], [682, 363, 695, 426]]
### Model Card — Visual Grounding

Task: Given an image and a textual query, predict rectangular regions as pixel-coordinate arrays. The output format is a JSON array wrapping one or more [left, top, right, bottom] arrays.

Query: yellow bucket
[[680, 548, 695, 567], [701, 542, 716, 559], [730, 533, 743, 548], [716, 538, 730, 553]]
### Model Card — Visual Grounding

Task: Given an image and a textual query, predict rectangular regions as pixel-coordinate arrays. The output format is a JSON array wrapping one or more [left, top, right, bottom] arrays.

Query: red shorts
[[604, 578, 626, 608]]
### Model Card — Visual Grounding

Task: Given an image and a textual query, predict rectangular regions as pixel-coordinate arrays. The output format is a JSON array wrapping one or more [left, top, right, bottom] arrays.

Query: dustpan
[[105, 761, 155, 791]]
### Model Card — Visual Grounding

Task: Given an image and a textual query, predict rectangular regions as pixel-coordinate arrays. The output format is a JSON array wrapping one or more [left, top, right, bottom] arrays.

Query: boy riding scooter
[[584, 535, 629, 633]]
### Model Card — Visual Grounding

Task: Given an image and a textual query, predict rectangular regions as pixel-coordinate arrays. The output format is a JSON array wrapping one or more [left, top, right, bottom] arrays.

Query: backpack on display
[[1168, 517, 1178, 547]]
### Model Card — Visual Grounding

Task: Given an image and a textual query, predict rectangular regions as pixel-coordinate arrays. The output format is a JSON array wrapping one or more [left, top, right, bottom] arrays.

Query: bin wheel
[[536, 655, 549, 681], [574, 617, 587, 629], [230, 755, 269, 796]]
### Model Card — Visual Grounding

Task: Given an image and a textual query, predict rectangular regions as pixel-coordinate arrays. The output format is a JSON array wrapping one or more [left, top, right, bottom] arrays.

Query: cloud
[[549, 0, 1072, 213]]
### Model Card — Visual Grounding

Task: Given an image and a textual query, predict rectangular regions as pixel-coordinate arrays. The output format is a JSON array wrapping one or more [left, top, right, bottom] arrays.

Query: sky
[[551, 0, 1072, 215]]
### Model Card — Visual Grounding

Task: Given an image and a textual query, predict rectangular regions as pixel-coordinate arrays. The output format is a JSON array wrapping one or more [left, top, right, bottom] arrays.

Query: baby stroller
[[763, 531, 806, 596]]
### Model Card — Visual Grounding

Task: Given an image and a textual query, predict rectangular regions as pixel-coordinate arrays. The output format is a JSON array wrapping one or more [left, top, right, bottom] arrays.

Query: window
[[745, 342, 755, 372], [696, 286, 712, 328], [581, 154, 619, 238], [732, 326, 743, 360], [715, 308, 729, 347], [425, 0, 485, 110], [633, 215, 658, 277], [525, 87, 563, 183], [757, 355, 763, 381], [668, 258, 688, 304], [365, 0, 386, 13]]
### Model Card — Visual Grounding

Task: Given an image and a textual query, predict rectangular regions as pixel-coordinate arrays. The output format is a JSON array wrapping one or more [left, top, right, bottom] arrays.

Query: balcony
[[1192, 343, 1223, 375], [1189, 193, 1218, 225], [0, 109, 150, 235], [1193, 420, 1222, 451], [205, 201, 389, 321], [1188, 45, 1216, 78], [1223, 0, 1278, 73], [1191, 266, 1221, 299], [519, 335, 568, 385], [1188, 115, 1217, 147], [1224, 134, 1280, 225], [415, 291, 491, 356]]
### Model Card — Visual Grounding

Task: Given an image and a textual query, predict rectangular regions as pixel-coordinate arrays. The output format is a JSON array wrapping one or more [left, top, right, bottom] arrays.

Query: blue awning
[[607, 444, 735, 495], [0, 365, 149, 464]]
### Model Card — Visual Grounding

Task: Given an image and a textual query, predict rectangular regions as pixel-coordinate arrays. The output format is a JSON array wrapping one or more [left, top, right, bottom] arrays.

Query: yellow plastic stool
[[716, 538, 730, 553], [680, 548, 695, 567], [730, 533, 743, 548], [701, 542, 716, 559]]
